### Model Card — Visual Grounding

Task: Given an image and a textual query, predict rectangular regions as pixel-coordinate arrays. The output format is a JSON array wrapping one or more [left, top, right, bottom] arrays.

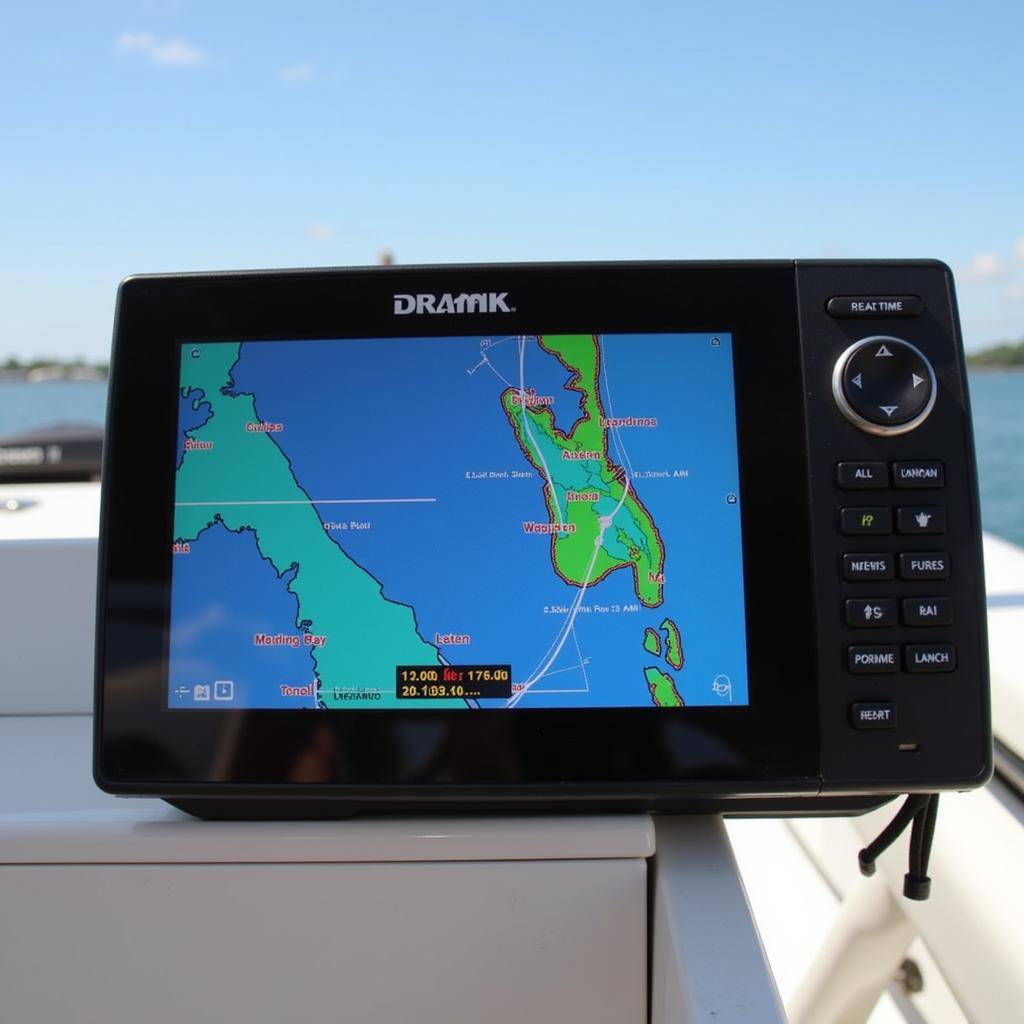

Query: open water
[[1, 372, 1021, 547]]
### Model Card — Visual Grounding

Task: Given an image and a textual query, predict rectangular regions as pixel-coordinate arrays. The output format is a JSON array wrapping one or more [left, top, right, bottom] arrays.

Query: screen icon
[[711, 675, 733, 702], [213, 680, 235, 701], [193, 683, 211, 701]]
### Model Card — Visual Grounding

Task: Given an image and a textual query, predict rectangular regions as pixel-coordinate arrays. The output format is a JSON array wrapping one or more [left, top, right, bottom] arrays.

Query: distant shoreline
[[0, 366, 107, 383], [965, 337, 1024, 370]]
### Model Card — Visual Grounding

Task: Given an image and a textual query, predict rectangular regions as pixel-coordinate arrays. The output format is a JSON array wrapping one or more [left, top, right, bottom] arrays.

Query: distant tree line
[[967, 338, 1024, 368], [1, 356, 108, 375]]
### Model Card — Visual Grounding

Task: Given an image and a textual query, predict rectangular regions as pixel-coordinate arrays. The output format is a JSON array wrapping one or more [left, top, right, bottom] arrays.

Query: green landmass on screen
[[644, 666, 683, 707], [500, 334, 666, 607], [642, 627, 661, 656], [659, 617, 684, 671], [966, 338, 1024, 368], [173, 342, 461, 710]]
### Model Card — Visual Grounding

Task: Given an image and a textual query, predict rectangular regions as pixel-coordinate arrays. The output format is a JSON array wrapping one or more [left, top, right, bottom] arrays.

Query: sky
[[2, 1, 1022, 359]]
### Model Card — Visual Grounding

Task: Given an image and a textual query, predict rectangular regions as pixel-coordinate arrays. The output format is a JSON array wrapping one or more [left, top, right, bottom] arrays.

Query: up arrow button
[[875, 344, 894, 357]]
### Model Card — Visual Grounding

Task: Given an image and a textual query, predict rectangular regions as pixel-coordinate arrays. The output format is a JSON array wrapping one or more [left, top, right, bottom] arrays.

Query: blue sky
[[2, 1, 1022, 358]]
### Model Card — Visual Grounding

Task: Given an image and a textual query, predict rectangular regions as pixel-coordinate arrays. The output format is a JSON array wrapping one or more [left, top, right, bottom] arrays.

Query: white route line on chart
[[175, 498, 437, 507]]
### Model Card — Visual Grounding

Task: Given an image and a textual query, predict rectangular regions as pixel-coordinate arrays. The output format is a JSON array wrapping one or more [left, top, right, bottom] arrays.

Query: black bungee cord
[[858, 793, 940, 900]]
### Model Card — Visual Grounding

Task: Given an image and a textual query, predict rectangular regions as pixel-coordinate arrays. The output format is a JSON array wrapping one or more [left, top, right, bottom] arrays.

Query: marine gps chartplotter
[[94, 260, 992, 818]]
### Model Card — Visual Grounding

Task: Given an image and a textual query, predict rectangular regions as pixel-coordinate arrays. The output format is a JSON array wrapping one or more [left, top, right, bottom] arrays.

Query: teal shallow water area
[[1, 374, 1021, 546]]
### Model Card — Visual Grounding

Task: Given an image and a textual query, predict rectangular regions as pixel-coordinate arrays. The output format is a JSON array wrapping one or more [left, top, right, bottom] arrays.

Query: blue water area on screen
[[170, 332, 748, 709], [168, 522, 317, 708]]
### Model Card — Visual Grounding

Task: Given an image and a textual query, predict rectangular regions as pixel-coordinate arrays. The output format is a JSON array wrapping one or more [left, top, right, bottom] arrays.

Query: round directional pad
[[832, 336, 936, 436]]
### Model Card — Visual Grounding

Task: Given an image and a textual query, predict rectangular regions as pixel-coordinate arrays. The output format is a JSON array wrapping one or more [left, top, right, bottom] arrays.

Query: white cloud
[[1007, 284, 1024, 303], [307, 224, 336, 241], [1015, 237, 1024, 264], [280, 63, 316, 84], [957, 251, 1005, 283], [116, 31, 204, 67]]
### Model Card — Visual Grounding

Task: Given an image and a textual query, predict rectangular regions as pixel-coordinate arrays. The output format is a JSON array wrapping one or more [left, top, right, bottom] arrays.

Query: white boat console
[[0, 726, 782, 1023]]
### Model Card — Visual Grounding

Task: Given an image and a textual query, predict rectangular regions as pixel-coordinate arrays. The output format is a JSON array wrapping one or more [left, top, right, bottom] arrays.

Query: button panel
[[834, 458, 956, 730], [798, 263, 985, 785]]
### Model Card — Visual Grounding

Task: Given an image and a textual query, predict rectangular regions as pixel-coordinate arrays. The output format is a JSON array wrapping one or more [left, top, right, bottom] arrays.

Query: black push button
[[828, 296, 923, 318], [848, 645, 899, 673], [851, 702, 898, 729], [845, 598, 897, 627], [897, 506, 946, 534], [893, 461, 944, 488], [837, 461, 887, 489], [841, 507, 892, 535], [843, 553, 894, 581], [834, 337, 935, 434], [905, 643, 956, 672], [899, 552, 950, 580], [902, 597, 953, 626]]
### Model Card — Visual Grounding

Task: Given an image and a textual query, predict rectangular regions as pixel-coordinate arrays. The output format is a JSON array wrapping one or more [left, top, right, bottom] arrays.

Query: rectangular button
[[841, 507, 892, 535], [848, 645, 899, 673], [892, 461, 944, 488], [905, 643, 957, 672], [899, 552, 950, 580], [845, 598, 897, 627], [843, 553, 895, 581], [827, 296, 923, 318], [902, 597, 953, 626], [837, 461, 887, 489], [851, 702, 898, 729], [897, 506, 946, 534]]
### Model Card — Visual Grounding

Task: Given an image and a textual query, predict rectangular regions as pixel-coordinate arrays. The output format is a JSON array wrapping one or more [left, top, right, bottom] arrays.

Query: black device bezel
[[95, 261, 823, 805]]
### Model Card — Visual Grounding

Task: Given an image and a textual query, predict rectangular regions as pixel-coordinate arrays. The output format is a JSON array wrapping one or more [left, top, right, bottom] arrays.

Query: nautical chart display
[[168, 332, 748, 711]]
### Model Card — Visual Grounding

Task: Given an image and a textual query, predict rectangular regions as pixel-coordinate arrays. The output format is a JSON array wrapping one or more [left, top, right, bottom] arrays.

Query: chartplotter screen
[[168, 332, 748, 711]]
